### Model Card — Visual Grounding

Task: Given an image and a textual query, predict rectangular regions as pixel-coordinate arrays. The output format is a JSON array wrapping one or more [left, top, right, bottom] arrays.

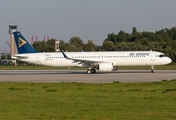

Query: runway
[[0, 70, 175, 83]]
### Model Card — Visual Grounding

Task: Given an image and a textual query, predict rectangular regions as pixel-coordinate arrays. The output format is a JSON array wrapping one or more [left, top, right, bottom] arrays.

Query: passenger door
[[36, 54, 40, 65], [150, 52, 155, 61]]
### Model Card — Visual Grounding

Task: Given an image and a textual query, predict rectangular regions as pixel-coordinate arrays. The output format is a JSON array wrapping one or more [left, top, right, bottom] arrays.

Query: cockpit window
[[159, 54, 167, 57]]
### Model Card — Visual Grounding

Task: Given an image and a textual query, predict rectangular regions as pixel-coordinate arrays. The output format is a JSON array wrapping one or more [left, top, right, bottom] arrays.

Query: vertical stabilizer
[[13, 31, 38, 54]]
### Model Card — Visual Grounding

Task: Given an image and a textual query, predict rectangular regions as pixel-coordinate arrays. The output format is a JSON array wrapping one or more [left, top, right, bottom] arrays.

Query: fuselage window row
[[45, 55, 146, 59], [46, 57, 64, 59]]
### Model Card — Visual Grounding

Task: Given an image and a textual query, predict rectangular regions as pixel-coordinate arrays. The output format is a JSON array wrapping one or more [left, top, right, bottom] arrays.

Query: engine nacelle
[[98, 63, 113, 72]]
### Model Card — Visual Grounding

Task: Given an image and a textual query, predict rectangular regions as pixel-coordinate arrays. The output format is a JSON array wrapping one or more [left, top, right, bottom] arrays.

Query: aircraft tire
[[87, 69, 96, 74], [91, 69, 96, 74], [151, 70, 155, 73], [87, 70, 91, 74]]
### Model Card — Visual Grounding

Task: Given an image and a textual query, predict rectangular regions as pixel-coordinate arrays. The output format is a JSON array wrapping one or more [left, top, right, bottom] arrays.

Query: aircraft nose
[[167, 57, 172, 64]]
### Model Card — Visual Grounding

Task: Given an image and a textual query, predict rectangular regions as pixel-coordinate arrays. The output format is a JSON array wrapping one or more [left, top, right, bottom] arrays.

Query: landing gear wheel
[[87, 69, 96, 74], [151, 70, 155, 73], [87, 70, 91, 74], [91, 69, 96, 74], [151, 66, 155, 73]]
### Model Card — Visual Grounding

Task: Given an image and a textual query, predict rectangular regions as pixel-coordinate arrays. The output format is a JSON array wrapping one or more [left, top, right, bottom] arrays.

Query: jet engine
[[98, 63, 113, 72]]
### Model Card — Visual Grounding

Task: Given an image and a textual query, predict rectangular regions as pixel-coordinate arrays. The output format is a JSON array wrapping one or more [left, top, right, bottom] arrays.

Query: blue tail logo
[[13, 31, 38, 54]]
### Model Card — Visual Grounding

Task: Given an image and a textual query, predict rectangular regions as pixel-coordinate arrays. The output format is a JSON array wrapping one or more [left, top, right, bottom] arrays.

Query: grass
[[0, 80, 176, 120], [0, 62, 176, 70], [0, 65, 86, 70], [118, 62, 176, 70]]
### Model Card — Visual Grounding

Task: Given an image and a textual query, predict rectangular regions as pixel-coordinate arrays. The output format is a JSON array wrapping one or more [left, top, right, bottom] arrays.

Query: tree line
[[32, 27, 176, 62]]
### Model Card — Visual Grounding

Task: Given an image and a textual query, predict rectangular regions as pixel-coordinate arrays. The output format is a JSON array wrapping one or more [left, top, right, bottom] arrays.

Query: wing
[[61, 50, 110, 65]]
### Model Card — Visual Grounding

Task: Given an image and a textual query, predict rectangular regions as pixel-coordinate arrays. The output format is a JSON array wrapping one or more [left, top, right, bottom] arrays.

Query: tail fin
[[13, 31, 38, 54]]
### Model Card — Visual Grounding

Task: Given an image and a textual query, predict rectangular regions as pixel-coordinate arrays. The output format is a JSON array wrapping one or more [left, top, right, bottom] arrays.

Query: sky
[[1, 0, 176, 53]]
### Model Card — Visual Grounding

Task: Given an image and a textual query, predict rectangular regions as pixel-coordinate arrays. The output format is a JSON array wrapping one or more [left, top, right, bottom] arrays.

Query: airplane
[[11, 31, 172, 74]]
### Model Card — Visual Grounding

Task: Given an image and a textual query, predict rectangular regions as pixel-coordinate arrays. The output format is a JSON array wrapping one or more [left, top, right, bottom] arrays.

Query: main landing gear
[[151, 65, 155, 73], [87, 68, 96, 74]]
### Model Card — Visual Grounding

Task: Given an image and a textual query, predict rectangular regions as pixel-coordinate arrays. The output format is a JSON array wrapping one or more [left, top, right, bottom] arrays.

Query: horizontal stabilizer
[[11, 55, 29, 59]]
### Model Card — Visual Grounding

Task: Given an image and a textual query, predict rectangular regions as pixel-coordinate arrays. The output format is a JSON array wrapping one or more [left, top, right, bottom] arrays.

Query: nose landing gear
[[151, 65, 155, 73]]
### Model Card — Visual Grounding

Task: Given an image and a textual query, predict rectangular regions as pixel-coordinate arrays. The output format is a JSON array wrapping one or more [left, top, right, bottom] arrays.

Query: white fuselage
[[12, 51, 172, 67]]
